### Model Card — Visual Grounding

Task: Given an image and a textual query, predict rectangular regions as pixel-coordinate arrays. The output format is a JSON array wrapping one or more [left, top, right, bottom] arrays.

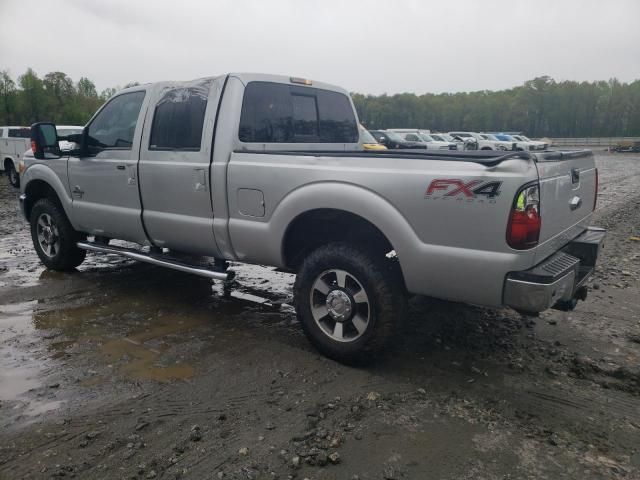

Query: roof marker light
[[290, 77, 312, 86]]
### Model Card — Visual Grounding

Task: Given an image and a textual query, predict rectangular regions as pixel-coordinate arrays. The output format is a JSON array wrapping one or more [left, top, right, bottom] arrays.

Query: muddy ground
[[0, 152, 639, 480]]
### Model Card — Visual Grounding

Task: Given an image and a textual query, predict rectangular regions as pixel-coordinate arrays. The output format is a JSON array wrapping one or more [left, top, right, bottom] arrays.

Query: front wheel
[[294, 242, 406, 364], [7, 162, 19, 188], [30, 198, 86, 270]]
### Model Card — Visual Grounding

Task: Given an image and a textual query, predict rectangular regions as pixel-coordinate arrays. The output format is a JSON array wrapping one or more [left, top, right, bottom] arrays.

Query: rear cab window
[[238, 81, 358, 144]]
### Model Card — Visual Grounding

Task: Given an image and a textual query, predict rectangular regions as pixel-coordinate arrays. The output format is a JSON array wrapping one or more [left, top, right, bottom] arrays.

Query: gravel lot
[[1, 152, 639, 479]]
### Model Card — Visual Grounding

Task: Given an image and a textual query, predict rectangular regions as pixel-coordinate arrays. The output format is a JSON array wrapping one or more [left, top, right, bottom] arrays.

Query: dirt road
[[1, 152, 639, 479]]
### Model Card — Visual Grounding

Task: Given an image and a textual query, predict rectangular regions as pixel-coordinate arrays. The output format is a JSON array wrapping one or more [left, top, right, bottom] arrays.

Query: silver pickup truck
[[20, 73, 605, 363]]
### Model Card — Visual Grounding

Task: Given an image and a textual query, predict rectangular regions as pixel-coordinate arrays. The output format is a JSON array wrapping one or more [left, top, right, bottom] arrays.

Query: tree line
[[0, 68, 136, 127], [353, 76, 640, 138], [1, 68, 639, 137]]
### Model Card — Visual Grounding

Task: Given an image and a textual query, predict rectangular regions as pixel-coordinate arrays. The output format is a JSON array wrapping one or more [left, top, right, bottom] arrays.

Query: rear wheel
[[30, 198, 86, 270], [6, 162, 19, 188], [294, 242, 406, 364]]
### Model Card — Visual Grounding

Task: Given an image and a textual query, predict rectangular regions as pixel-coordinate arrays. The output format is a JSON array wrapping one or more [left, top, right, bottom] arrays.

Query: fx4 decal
[[425, 179, 503, 203]]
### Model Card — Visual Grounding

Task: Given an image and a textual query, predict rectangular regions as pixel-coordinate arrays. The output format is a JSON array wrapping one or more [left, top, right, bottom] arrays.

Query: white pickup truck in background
[[0, 126, 31, 187]]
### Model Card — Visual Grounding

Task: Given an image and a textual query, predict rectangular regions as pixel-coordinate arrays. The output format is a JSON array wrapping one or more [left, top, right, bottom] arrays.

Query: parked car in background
[[479, 133, 516, 150], [486, 133, 548, 151], [0, 126, 31, 187], [448, 131, 508, 151], [430, 133, 465, 150], [369, 130, 427, 149], [359, 125, 387, 151], [389, 129, 457, 150], [614, 139, 640, 153], [512, 134, 548, 150], [20, 72, 604, 362]]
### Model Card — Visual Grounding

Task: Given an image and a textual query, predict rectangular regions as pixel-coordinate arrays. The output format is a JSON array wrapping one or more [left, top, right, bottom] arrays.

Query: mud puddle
[[0, 260, 300, 429]]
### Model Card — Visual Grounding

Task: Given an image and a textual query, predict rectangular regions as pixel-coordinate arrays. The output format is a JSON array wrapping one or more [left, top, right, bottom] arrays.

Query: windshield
[[430, 134, 445, 141], [360, 128, 378, 144], [520, 135, 532, 141], [418, 133, 434, 142], [451, 133, 471, 138], [512, 135, 525, 141], [484, 134, 499, 141], [57, 128, 83, 137]]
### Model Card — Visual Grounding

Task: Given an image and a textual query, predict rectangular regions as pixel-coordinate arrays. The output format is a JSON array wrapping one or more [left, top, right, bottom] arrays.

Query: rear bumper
[[503, 227, 606, 313]]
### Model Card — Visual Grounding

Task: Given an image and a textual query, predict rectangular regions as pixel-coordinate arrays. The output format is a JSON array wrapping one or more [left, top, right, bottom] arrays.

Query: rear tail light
[[593, 168, 598, 211], [31, 140, 37, 154], [507, 182, 541, 250]]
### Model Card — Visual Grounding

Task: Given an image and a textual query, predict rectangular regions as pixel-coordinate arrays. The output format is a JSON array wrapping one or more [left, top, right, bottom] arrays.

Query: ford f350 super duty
[[20, 73, 605, 363]]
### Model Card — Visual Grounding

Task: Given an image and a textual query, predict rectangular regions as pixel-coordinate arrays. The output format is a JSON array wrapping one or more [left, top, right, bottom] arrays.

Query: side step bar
[[76, 241, 233, 282]]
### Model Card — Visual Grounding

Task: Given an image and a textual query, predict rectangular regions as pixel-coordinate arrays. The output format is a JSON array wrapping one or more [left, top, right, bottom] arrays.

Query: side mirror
[[377, 137, 387, 145], [30, 122, 61, 159]]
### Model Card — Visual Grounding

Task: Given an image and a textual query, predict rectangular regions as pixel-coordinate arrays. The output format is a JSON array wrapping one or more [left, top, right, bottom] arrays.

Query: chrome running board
[[76, 241, 234, 281]]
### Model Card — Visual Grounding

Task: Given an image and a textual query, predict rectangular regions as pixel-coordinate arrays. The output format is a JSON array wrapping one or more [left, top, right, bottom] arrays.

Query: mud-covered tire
[[7, 162, 19, 188], [294, 242, 406, 364], [30, 198, 86, 270]]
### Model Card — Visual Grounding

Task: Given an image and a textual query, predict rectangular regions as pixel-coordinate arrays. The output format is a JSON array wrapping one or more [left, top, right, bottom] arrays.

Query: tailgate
[[535, 150, 597, 246]]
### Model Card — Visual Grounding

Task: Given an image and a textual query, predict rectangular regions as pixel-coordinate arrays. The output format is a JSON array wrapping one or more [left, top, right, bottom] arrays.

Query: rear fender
[[229, 181, 419, 277]]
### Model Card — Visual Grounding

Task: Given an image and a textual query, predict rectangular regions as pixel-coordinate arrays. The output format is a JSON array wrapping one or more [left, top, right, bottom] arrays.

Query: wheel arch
[[256, 182, 422, 292], [282, 208, 395, 269], [22, 166, 73, 223], [3, 157, 16, 170]]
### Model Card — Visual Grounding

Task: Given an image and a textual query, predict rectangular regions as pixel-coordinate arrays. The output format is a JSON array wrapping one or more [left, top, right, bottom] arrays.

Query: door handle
[[116, 165, 126, 170]]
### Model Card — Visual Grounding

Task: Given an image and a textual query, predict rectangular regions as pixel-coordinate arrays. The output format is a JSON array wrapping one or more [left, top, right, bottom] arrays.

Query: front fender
[[22, 163, 74, 225]]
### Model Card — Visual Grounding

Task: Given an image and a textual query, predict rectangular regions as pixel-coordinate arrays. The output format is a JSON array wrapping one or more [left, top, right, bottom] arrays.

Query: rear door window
[[239, 81, 358, 143], [149, 83, 211, 151]]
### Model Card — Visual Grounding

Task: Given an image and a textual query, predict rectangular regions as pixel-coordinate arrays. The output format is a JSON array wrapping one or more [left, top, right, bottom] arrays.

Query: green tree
[[18, 68, 46, 124], [77, 77, 97, 98], [0, 70, 17, 125]]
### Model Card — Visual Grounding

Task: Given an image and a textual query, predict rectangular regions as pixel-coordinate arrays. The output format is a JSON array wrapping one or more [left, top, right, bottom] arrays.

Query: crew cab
[[21, 73, 605, 363], [1, 126, 31, 187]]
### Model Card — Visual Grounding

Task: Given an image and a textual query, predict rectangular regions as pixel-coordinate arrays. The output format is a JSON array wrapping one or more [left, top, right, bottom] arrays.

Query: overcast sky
[[1, 0, 638, 95]]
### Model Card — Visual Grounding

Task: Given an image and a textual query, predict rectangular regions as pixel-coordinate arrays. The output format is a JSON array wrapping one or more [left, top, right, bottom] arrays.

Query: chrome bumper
[[504, 227, 606, 314]]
